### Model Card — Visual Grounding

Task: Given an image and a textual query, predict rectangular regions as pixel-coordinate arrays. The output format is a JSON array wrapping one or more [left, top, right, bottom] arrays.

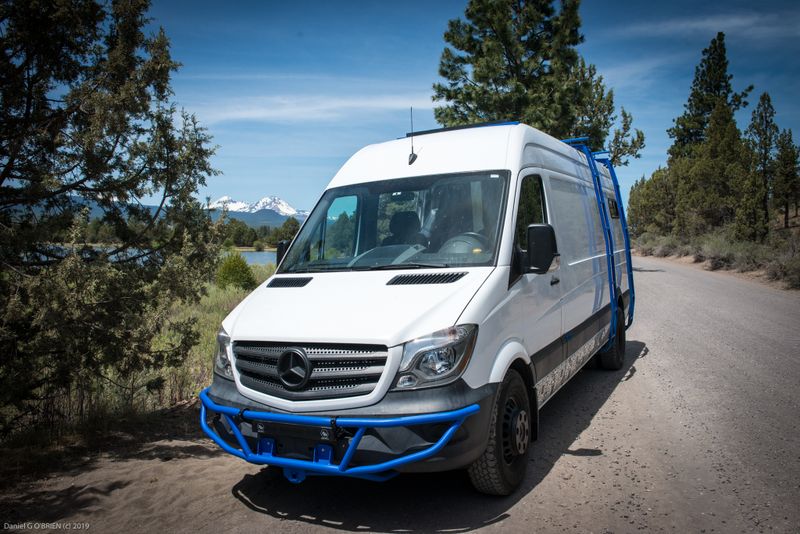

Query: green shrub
[[766, 233, 800, 288], [697, 233, 735, 270], [731, 241, 768, 272], [784, 258, 800, 289], [222, 237, 235, 249], [251, 263, 276, 284], [216, 252, 257, 290], [635, 233, 655, 256], [653, 235, 679, 257], [253, 240, 265, 252], [676, 242, 697, 258]]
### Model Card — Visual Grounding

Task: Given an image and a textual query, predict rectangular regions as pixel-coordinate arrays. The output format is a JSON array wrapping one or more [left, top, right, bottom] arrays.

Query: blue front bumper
[[199, 387, 480, 483]]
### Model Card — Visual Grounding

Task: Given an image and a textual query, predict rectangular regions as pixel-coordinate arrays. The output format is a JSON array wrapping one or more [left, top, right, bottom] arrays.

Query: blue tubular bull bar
[[199, 388, 480, 483]]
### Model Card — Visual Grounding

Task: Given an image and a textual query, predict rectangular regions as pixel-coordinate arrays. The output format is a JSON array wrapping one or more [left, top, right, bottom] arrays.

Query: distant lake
[[240, 250, 277, 265]]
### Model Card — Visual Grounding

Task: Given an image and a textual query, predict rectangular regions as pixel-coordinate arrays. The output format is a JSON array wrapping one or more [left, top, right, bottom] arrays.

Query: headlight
[[213, 327, 233, 379], [391, 325, 477, 390]]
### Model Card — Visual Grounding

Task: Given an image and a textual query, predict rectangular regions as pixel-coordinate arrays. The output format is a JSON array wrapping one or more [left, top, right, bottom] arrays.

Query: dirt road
[[3, 256, 799, 533]]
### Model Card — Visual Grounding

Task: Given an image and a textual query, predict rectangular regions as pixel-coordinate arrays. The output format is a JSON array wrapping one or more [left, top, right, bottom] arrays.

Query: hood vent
[[267, 277, 312, 288], [387, 272, 467, 285]]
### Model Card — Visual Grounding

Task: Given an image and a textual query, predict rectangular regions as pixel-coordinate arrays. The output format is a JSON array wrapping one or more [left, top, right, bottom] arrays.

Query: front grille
[[233, 341, 388, 401]]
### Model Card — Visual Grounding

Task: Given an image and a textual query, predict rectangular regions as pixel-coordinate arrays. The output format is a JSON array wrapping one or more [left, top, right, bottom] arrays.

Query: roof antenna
[[408, 106, 418, 165]]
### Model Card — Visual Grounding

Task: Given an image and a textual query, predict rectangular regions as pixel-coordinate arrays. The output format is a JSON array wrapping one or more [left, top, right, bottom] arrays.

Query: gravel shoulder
[[2, 255, 799, 533]]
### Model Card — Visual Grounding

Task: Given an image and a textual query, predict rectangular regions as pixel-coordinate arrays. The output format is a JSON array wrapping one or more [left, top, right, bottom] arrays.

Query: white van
[[200, 122, 635, 495]]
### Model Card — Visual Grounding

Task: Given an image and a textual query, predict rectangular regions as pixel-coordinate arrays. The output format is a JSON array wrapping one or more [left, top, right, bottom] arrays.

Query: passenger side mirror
[[276, 240, 289, 266], [526, 224, 559, 274]]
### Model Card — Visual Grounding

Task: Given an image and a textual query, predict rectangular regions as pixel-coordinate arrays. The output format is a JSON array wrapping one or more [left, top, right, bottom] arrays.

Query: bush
[[253, 240, 265, 252], [251, 263, 276, 284], [653, 235, 679, 257], [222, 237, 235, 249], [216, 252, 257, 290], [765, 233, 800, 288], [697, 234, 735, 270], [635, 233, 656, 256], [784, 258, 800, 289]]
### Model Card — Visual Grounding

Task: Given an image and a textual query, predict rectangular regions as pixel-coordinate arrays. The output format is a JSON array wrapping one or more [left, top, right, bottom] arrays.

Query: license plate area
[[253, 421, 338, 443], [251, 421, 349, 462]]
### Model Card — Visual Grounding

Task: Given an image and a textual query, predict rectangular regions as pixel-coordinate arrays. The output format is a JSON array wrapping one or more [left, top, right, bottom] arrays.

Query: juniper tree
[[0, 0, 220, 434], [627, 167, 678, 237], [432, 0, 644, 166]]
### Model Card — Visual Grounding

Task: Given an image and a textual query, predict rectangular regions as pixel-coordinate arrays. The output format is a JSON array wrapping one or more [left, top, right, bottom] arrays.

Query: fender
[[488, 339, 531, 383]]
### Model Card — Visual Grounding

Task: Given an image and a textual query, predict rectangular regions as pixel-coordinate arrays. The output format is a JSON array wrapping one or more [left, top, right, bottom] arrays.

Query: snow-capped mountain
[[209, 195, 308, 217], [250, 196, 301, 217], [208, 195, 251, 213]]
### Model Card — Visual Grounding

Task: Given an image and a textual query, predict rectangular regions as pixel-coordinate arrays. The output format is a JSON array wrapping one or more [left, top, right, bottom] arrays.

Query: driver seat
[[382, 211, 427, 246]]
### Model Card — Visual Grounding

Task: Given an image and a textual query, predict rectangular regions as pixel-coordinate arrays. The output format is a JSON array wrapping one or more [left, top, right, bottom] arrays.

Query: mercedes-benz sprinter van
[[200, 122, 635, 495]]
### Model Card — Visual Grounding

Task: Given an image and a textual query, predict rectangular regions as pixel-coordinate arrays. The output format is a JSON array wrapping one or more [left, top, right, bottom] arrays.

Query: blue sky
[[148, 0, 800, 210]]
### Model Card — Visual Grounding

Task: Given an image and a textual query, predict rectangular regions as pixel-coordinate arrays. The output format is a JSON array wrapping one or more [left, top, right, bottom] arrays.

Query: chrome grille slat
[[233, 341, 388, 401], [309, 365, 384, 379]]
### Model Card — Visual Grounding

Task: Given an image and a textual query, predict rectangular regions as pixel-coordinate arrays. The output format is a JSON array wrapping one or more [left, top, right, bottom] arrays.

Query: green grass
[[161, 262, 275, 403]]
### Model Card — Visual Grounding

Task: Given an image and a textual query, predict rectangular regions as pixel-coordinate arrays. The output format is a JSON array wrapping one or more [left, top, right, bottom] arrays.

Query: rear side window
[[515, 175, 546, 251], [608, 198, 620, 219], [549, 177, 605, 261]]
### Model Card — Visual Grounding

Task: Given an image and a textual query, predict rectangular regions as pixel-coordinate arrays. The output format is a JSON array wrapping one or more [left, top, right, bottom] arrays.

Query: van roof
[[327, 122, 613, 191]]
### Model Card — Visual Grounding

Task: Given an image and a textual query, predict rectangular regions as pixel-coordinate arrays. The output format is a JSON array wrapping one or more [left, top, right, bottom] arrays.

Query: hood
[[223, 268, 493, 348]]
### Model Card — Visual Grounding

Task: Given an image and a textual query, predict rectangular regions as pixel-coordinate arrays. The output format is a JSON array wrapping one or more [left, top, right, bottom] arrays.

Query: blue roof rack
[[406, 120, 519, 138]]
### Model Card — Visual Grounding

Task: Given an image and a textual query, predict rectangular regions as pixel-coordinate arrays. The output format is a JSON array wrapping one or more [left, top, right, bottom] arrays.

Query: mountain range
[[207, 195, 309, 227]]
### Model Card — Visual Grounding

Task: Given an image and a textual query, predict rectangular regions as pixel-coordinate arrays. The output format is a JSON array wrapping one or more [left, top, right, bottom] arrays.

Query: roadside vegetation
[[628, 34, 800, 289], [219, 216, 300, 249]]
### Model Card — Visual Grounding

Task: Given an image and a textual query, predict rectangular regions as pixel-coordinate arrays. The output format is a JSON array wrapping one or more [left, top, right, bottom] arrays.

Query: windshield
[[279, 171, 510, 273]]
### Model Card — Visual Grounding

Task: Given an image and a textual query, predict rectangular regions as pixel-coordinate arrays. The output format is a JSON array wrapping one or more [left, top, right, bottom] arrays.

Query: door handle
[[550, 276, 560, 286]]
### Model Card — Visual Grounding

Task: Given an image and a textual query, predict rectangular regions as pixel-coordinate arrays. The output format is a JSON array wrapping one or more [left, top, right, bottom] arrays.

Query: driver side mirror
[[276, 240, 289, 265], [526, 224, 559, 274]]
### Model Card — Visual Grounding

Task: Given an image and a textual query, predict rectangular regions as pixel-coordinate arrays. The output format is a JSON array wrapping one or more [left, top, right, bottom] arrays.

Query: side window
[[608, 198, 620, 219], [323, 195, 358, 259], [515, 175, 546, 251]]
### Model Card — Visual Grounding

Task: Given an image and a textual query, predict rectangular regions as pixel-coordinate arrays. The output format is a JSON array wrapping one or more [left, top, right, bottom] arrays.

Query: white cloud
[[622, 10, 800, 41], [597, 53, 688, 92], [194, 93, 434, 124]]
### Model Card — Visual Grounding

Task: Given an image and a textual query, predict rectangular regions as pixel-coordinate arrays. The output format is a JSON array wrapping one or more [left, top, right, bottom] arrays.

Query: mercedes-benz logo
[[276, 348, 312, 390]]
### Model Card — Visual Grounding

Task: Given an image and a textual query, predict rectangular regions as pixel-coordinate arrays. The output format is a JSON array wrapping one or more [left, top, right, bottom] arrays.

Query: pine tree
[[432, 0, 644, 165], [732, 140, 768, 241], [746, 93, 779, 231], [668, 32, 752, 159], [774, 129, 799, 228]]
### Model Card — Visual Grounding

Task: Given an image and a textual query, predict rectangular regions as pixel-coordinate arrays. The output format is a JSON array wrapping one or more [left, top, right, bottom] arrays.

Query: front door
[[506, 171, 563, 394]]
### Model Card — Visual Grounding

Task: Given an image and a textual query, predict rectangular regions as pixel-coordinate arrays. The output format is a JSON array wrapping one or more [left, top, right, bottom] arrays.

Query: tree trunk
[[763, 175, 770, 232], [785, 202, 790, 228]]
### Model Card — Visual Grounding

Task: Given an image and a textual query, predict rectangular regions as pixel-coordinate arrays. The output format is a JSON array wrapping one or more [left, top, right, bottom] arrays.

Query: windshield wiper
[[352, 262, 450, 271]]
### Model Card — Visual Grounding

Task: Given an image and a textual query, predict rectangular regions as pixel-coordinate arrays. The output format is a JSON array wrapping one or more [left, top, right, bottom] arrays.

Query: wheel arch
[[509, 358, 538, 442], [488, 341, 539, 442]]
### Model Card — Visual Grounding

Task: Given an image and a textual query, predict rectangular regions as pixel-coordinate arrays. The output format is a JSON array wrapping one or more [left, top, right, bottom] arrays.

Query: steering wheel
[[439, 232, 491, 254]]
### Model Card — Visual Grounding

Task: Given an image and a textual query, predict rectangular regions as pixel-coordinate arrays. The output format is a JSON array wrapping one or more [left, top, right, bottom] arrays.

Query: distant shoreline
[[53, 243, 278, 253], [232, 246, 277, 252]]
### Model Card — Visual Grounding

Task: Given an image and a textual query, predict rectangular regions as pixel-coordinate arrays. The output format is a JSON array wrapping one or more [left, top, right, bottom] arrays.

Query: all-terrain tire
[[468, 369, 531, 496], [599, 306, 626, 370]]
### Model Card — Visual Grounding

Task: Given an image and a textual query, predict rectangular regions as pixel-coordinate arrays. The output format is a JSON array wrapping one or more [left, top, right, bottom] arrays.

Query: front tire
[[599, 306, 626, 370], [468, 369, 531, 495]]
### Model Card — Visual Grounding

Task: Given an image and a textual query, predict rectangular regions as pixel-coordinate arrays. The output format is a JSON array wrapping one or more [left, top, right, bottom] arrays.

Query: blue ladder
[[560, 138, 636, 349], [594, 155, 636, 329]]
